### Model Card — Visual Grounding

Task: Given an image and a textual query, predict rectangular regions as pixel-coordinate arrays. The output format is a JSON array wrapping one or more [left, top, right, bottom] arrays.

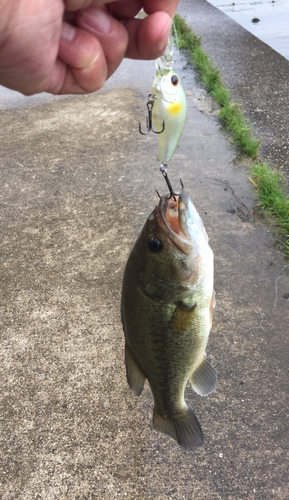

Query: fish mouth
[[159, 194, 193, 255]]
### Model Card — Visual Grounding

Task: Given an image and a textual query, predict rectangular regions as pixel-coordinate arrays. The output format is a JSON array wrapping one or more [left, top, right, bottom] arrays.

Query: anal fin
[[153, 406, 203, 451], [125, 344, 146, 396], [190, 356, 217, 396]]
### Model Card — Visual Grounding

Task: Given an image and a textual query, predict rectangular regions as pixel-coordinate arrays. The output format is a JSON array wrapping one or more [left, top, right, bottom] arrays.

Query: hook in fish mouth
[[160, 164, 176, 201], [159, 165, 184, 201], [158, 179, 193, 256]]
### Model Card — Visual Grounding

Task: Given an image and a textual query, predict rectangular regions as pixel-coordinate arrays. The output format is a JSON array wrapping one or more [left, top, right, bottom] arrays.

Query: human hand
[[0, 0, 180, 96]]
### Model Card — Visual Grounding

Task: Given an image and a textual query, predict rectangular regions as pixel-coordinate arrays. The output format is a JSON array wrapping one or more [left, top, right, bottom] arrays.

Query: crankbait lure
[[139, 18, 187, 166]]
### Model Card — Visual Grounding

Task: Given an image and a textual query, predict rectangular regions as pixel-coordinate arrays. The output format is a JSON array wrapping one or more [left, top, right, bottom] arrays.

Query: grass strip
[[251, 164, 289, 252], [174, 14, 260, 158], [174, 14, 289, 255]]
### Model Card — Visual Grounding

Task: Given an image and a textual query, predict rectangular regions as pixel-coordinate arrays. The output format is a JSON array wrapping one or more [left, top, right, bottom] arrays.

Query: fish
[[121, 186, 217, 450], [151, 70, 187, 164]]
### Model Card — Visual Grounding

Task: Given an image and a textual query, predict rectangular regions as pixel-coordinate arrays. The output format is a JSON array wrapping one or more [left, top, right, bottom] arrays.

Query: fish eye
[[171, 75, 179, 86], [148, 238, 162, 253]]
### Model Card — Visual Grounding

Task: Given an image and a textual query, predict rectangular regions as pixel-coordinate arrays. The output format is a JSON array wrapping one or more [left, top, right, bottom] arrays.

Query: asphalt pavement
[[0, 2, 288, 499]]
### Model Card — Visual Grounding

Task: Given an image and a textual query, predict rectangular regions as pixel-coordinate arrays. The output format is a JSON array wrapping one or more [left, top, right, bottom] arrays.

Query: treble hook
[[160, 164, 177, 201], [139, 94, 165, 135]]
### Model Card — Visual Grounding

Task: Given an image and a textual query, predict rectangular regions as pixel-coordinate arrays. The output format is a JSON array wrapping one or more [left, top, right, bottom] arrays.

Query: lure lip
[[159, 192, 193, 256]]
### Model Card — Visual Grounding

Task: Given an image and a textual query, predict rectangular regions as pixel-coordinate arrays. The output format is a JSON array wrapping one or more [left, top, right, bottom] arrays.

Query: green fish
[[121, 187, 217, 450]]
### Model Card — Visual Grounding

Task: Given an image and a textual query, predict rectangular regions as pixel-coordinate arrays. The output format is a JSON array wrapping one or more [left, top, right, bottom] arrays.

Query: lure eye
[[171, 75, 179, 86], [148, 238, 162, 253]]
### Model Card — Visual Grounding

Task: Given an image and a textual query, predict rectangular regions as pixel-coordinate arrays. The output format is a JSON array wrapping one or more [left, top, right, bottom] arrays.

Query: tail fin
[[153, 407, 203, 450]]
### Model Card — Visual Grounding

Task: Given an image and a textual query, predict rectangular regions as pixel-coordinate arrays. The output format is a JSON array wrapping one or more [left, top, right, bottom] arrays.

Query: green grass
[[174, 14, 260, 158], [174, 14, 289, 255], [251, 164, 289, 252]]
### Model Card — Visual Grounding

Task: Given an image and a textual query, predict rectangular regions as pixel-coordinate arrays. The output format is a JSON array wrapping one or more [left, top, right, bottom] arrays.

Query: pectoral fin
[[190, 356, 217, 396], [170, 302, 197, 335], [125, 344, 146, 396]]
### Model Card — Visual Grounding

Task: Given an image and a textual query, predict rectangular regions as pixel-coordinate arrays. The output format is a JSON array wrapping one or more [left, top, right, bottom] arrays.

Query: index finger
[[64, 0, 122, 11], [143, 0, 180, 18], [102, 0, 180, 20]]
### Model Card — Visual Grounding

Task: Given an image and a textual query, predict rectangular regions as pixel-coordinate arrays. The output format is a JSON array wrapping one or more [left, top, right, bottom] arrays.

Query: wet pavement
[[0, 5, 289, 500], [179, 0, 289, 179], [207, 0, 289, 61]]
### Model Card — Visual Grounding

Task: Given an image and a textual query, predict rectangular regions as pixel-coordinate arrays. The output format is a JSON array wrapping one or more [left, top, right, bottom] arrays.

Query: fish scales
[[121, 189, 217, 450]]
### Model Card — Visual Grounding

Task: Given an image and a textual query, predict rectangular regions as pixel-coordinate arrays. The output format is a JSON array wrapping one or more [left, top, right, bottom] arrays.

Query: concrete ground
[[0, 3, 288, 500]]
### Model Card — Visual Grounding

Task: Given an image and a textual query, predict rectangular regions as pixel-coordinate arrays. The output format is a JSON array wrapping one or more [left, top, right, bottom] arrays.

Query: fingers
[[76, 6, 128, 79], [108, 0, 180, 20], [51, 1, 177, 94], [64, 0, 118, 11], [64, 1, 180, 18], [52, 5, 128, 94], [123, 12, 172, 60], [143, 0, 180, 18], [105, 0, 143, 19], [53, 22, 107, 93]]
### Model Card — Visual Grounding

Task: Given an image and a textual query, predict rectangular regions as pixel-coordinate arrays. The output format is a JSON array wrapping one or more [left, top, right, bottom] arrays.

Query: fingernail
[[80, 6, 112, 35], [61, 22, 76, 42]]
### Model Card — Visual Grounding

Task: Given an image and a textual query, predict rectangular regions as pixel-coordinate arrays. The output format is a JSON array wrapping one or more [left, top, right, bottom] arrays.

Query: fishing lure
[[139, 23, 187, 166]]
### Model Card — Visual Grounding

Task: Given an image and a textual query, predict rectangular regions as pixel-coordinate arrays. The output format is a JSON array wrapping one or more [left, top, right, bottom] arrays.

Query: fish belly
[[122, 283, 209, 450], [121, 252, 216, 450], [122, 282, 208, 406]]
